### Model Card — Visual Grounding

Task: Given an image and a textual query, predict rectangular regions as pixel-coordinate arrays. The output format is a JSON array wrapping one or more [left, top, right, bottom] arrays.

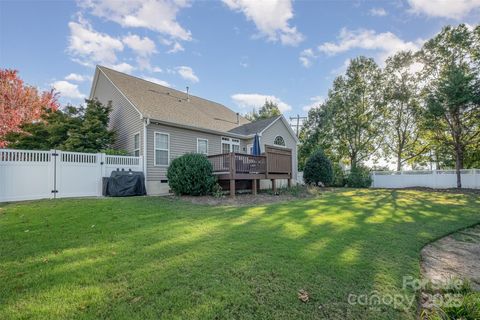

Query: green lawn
[[0, 190, 479, 319]]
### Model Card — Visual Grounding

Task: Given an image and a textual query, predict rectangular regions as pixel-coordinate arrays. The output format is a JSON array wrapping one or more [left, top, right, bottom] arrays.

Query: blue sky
[[1, 0, 479, 120]]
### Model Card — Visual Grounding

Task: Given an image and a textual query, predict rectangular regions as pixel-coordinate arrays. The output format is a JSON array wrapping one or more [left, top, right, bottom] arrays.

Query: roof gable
[[96, 66, 250, 133], [228, 116, 280, 135]]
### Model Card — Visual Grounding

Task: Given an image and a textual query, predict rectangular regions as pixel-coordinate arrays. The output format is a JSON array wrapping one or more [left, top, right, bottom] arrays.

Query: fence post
[[48, 149, 55, 199], [476, 169, 479, 189], [432, 170, 437, 189], [98, 153, 105, 196]]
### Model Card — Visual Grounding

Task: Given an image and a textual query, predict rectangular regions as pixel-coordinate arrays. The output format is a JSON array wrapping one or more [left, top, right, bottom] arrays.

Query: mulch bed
[[167, 187, 321, 206]]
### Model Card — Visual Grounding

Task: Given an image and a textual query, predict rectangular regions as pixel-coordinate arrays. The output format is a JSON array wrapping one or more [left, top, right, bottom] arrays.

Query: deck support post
[[252, 179, 257, 195], [230, 179, 235, 198], [288, 178, 292, 188], [271, 179, 276, 193], [229, 152, 236, 198]]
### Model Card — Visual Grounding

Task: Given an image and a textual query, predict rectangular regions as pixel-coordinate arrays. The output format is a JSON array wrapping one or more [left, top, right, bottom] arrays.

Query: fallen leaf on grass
[[298, 289, 309, 302], [131, 296, 142, 303]]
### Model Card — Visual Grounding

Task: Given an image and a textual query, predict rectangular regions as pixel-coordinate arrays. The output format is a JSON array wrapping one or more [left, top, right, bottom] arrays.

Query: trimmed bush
[[346, 166, 372, 188], [303, 150, 333, 186], [167, 153, 216, 196]]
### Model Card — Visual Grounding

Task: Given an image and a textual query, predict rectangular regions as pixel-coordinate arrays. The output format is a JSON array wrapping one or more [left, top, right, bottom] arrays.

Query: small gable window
[[274, 136, 285, 147]]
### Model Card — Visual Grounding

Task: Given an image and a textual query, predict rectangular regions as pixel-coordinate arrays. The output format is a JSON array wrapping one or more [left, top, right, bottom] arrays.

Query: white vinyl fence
[[372, 169, 480, 189], [0, 149, 143, 202]]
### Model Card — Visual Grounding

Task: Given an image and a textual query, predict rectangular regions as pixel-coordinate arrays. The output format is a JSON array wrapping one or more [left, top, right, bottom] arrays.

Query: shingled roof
[[228, 116, 281, 135], [96, 66, 250, 133]]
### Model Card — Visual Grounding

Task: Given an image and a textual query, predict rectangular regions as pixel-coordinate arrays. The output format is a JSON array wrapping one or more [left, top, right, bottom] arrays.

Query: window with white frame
[[274, 135, 285, 147], [197, 138, 208, 155], [221, 137, 240, 153], [247, 144, 253, 154], [133, 133, 140, 157], [154, 132, 169, 166]]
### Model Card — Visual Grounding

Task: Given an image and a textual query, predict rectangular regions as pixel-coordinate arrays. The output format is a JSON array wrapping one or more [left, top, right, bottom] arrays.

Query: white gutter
[[143, 117, 149, 179]]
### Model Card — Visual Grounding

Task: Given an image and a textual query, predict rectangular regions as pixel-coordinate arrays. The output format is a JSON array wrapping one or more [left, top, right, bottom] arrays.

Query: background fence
[[372, 169, 480, 189], [0, 149, 143, 202]]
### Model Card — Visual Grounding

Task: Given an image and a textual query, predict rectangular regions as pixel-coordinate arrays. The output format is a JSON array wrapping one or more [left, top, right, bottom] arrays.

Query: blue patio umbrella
[[252, 134, 261, 155]]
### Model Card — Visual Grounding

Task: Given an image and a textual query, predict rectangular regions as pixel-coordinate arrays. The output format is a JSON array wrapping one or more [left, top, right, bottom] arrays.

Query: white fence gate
[[0, 149, 143, 202], [372, 169, 480, 189]]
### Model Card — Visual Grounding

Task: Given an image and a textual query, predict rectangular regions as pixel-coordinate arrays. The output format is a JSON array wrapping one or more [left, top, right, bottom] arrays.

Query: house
[[89, 66, 299, 195]]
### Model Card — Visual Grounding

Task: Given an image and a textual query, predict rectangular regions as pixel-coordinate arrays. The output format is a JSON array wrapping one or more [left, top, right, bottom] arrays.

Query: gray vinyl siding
[[91, 71, 143, 156], [146, 123, 248, 180], [260, 119, 298, 179]]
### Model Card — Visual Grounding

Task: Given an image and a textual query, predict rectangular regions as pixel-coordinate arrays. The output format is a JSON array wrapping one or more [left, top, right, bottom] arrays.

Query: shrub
[[211, 183, 224, 198], [167, 153, 216, 196], [346, 166, 372, 188], [303, 150, 333, 186]]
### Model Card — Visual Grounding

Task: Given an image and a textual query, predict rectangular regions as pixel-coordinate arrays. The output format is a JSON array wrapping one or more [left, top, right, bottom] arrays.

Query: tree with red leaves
[[0, 69, 59, 147]]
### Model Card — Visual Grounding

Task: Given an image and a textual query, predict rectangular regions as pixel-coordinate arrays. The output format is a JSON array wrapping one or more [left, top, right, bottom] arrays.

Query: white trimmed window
[[221, 137, 240, 153], [133, 133, 140, 157], [197, 138, 208, 155], [274, 135, 285, 147], [154, 132, 169, 166], [247, 144, 253, 154]]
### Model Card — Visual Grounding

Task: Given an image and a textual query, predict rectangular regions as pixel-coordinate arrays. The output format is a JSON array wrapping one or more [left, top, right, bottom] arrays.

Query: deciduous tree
[[6, 100, 115, 153], [0, 69, 59, 147], [245, 100, 281, 121], [421, 24, 480, 187], [327, 57, 386, 169], [383, 51, 428, 171]]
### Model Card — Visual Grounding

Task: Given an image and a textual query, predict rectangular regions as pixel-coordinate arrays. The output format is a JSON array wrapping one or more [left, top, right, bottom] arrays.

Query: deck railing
[[264, 145, 292, 174], [208, 153, 266, 176], [235, 153, 267, 174], [207, 145, 291, 178], [208, 153, 231, 173]]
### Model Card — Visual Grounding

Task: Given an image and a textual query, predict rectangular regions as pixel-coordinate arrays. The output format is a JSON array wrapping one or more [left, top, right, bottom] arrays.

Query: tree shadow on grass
[[0, 190, 479, 319]]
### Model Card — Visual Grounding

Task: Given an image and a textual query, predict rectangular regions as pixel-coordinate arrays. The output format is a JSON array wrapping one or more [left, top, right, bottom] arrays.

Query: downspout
[[143, 117, 150, 180]]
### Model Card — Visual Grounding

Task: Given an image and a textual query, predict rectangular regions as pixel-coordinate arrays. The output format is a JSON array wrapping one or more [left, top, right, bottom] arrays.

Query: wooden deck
[[207, 145, 292, 197]]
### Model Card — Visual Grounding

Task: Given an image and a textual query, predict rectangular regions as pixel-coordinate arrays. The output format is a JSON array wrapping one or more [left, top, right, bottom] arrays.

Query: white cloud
[[68, 17, 124, 66], [80, 0, 192, 40], [160, 38, 185, 53], [109, 62, 135, 73], [231, 93, 292, 112], [222, 0, 304, 46], [122, 34, 156, 56], [142, 76, 171, 87], [318, 28, 423, 62], [176, 66, 199, 83], [52, 80, 85, 99], [369, 7, 388, 16], [302, 96, 324, 112], [168, 41, 184, 53], [299, 48, 316, 67], [65, 73, 88, 82], [122, 34, 158, 71], [407, 0, 480, 19]]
